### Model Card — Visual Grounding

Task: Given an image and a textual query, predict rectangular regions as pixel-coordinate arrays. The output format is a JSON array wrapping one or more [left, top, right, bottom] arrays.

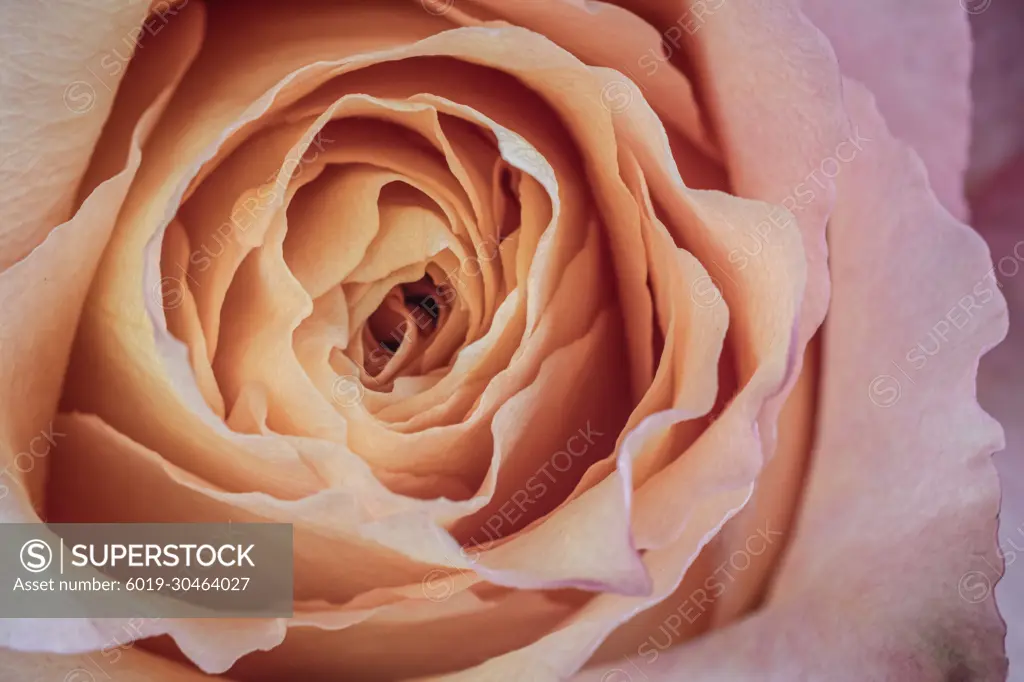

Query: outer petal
[[0, 0, 208, 659], [0, 0, 154, 268], [0, 0, 205, 523], [576, 69, 1008, 682], [663, 0, 850, 626], [801, 0, 973, 220]]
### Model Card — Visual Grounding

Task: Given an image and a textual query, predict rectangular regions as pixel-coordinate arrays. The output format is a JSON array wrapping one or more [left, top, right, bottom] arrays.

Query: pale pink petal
[[801, 0, 973, 220], [577, 75, 1008, 682]]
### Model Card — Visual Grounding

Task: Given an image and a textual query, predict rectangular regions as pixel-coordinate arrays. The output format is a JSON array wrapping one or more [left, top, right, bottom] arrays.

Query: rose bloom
[[0, 0, 1019, 680]]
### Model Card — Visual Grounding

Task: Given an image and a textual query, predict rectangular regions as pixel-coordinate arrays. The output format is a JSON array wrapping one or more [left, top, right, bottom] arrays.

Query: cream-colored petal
[[0, 0, 203, 519], [0, 646, 214, 682], [0, 0, 205, 658], [0, 0, 153, 268]]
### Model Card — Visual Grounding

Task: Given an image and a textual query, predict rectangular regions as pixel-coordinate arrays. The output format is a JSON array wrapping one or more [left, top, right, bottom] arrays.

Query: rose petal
[[67, 16, 675, 605], [398, 80, 810, 682], [63, 2, 454, 503], [0, 646, 214, 682], [444, 0, 720, 165], [43, 415, 581, 678], [0, 0, 153, 268], [801, 0, 973, 220], [0, 0, 203, 533], [578, 76, 1008, 682], [0, 0, 205, 658], [662, 0, 852, 625]]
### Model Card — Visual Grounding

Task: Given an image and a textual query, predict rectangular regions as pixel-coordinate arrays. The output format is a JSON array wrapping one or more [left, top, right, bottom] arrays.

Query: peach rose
[[0, 0, 1011, 680]]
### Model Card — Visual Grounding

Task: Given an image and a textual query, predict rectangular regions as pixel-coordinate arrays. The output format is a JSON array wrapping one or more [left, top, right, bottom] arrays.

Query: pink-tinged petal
[[685, 0, 843, 348], [0, 0, 155, 268], [966, 1, 1024, 193], [972, 152, 1024, 680], [576, 77, 1008, 682], [670, 0, 851, 624], [801, 0, 973, 220]]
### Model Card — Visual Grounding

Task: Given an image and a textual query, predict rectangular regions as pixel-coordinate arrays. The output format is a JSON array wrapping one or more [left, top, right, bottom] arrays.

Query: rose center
[[363, 276, 450, 378]]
